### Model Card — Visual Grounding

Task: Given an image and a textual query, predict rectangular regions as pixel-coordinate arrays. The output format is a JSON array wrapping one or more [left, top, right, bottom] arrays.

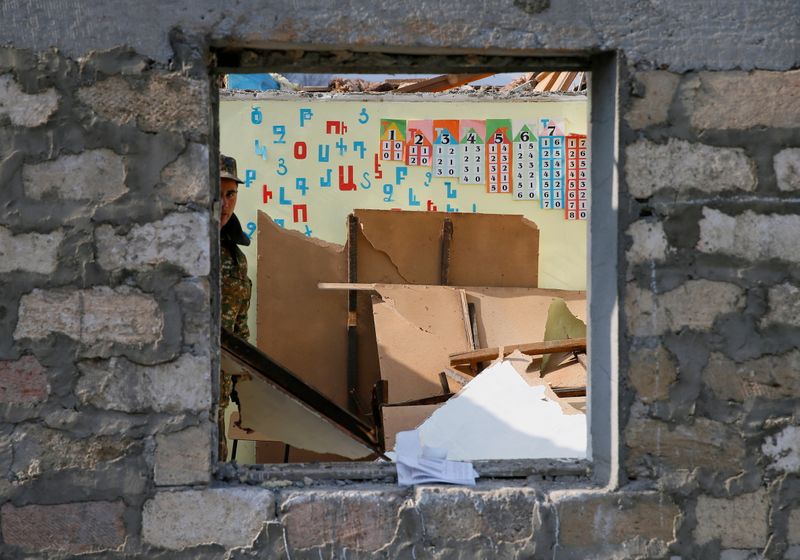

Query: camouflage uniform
[[218, 153, 250, 461], [221, 241, 251, 339], [219, 235, 251, 461]]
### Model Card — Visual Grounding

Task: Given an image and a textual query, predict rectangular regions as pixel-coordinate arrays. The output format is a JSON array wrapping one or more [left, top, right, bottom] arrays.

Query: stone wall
[[0, 1, 798, 558]]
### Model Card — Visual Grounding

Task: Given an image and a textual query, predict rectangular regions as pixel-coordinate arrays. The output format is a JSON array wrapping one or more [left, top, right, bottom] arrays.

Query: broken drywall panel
[[355, 209, 443, 284], [501, 350, 584, 414], [371, 285, 471, 402], [221, 352, 374, 459], [541, 297, 587, 372], [530, 354, 587, 392], [412, 360, 587, 460], [256, 211, 349, 409], [354, 209, 540, 287], [448, 212, 539, 287], [382, 403, 443, 452], [464, 287, 585, 349]]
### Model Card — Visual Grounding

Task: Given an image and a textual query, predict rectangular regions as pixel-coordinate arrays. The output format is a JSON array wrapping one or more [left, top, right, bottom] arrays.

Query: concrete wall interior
[[0, 1, 799, 558]]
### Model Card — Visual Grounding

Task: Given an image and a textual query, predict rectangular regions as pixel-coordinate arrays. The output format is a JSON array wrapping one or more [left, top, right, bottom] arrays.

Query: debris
[[409, 360, 587, 460], [222, 329, 380, 460], [395, 430, 478, 486]]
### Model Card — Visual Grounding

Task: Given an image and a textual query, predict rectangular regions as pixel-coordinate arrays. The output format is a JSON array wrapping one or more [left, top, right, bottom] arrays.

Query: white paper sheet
[[395, 430, 478, 486]]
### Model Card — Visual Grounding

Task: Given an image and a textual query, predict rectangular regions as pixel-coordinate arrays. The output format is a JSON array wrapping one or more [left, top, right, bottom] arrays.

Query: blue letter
[[244, 169, 256, 188], [300, 108, 313, 127]]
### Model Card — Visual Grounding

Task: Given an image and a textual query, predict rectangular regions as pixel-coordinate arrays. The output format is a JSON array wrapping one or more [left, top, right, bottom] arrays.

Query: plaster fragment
[[95, 212, 210, 276], [0, 226, 63, 274], [762, 424, 800, 473], [775, 148, 800, 192], [762, 283, 800, 328], [154, 424, 212, 486], [698, 207, 800, 262], [0, 73, 58, 127], [694, 490, 769, 549], [625, 280, 745, 336], [625, 219, 669, 263], [22, 149, 127, 203], [77, 74, 209, 134], [625, 139, 755, 198], [625, 71, 680, 129], [680, 70, 800, 130], [76, 353, 211, 413], [142, 488, 274, 550], [14, 286, 164, 346]]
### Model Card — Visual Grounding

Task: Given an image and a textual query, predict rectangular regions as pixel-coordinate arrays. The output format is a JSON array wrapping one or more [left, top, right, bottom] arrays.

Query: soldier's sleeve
[[235, 301, 250, 341]]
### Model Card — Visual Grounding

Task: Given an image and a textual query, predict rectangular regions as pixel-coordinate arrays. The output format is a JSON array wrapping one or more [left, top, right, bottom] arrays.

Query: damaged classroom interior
[[218, 71, 591, 467]]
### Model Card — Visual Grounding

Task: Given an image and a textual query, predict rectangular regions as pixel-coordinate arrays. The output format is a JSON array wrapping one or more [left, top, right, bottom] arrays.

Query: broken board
[[381, 404, 443, 452], [354, 209, 539, 287], [257, 211, 349, 409], [371, 285, 472, 402], [464, 287, 585, 348], [222, 329, 378, 460]]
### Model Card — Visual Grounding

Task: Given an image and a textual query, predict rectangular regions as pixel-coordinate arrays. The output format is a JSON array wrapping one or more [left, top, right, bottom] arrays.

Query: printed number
[[414, 133, 423, 145], [441, 134, 450, 145], [494, 132, 503, 143], [520, 131, 530, 142]]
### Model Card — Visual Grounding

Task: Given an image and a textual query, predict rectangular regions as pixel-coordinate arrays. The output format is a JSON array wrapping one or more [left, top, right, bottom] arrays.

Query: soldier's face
[[220, 178, 238, 228]]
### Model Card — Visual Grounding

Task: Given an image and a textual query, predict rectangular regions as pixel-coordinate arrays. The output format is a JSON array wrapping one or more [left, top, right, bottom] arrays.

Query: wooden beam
[[319, 282, 380, 291], [371, 379, 388, 450], [439, 218, 453, 285], [449, 337, 587, 366], [395, 73, 495, 93], [553, 71, 577, 92], [346, 214, 360, 414]]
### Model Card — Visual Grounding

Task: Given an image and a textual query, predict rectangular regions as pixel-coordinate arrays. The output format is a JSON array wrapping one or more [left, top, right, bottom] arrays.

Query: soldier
[[218, 153, 251, 460]]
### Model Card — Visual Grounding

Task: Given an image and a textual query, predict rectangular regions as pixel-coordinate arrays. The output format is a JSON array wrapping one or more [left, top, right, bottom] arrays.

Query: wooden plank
[[438, 371, 451, 394], [371, 285, 472, 402], [371, 379, 388, 450], [449, 337, 587, 366], [442, 367, 473, 387], [395, 73, 495, 93], [534, 72, 557, 92], [467, 302, 480, 351], [318, 282, 380, 291], [257, 212, 349, 410], [347, 214, 360, 414], [439, 218, 453, 285], [458, 289, 474, 351], [553, 71, 577, 92]]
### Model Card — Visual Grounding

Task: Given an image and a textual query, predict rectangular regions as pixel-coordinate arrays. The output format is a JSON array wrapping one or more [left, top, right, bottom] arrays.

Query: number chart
[[565, 134, 589, 220], [433, 120, 460, 178], [538, 119, 566, 210], [512, 123, 538, 201], [459, 119, 486, 185], [406, 120, 433, 167], [486, 119, 513, 194], [380, 119, 406, 162]]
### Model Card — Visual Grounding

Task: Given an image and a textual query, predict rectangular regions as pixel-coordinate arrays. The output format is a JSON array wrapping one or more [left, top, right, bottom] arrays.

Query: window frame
[[210, 49, 619, 487]]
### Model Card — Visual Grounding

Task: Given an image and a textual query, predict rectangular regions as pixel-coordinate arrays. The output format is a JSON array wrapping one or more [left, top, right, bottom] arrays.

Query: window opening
[[216, 69, 595, 472]]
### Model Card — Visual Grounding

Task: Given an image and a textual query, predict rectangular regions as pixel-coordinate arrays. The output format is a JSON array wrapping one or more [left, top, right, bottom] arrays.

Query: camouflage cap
[[220, 153, 244, 184]]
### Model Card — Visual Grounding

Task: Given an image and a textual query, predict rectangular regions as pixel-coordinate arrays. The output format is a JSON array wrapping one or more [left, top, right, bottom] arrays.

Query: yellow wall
[[220, 95, 589, 341]]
